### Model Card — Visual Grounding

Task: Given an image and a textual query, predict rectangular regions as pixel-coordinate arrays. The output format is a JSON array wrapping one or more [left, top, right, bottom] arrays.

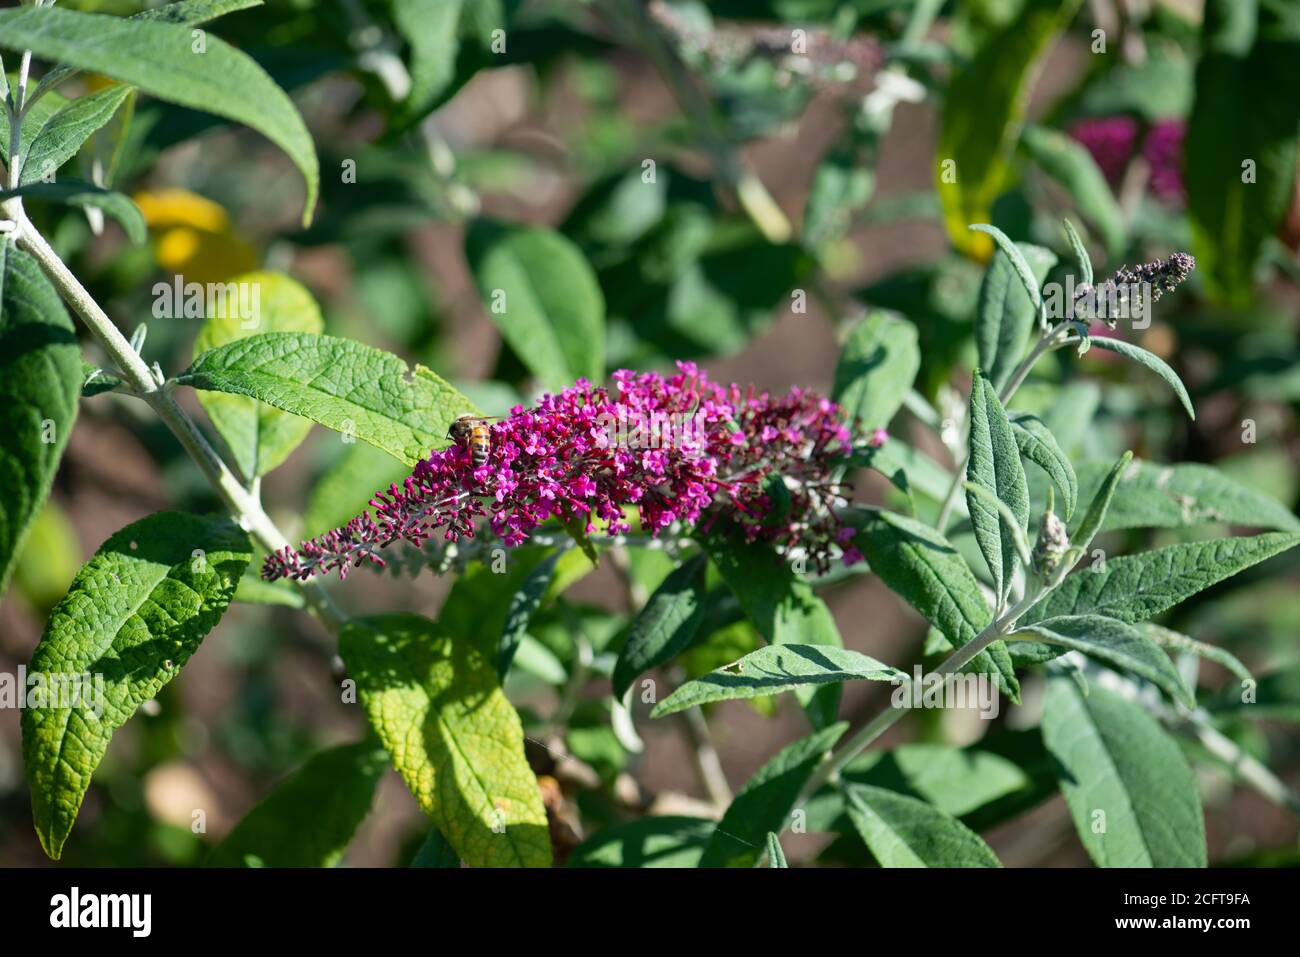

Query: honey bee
[[447, 414, 498, 468]]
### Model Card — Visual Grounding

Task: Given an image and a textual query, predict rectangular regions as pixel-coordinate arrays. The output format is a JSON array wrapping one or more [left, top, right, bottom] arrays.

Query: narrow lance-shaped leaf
[[0, 243, 80, 597], [192, 273, 325, 479], [651, 645, 905, 718], [1010, 614, 1192, 708], [832, 311, 920, 432], [965, 372, 1030, 601], [969, 224, 1045, 319], [976, 242, 1057, 393], [391, 0, 464, 128], [1072, 459, 1300, 533], [466, 222, 605, 392], [1009, 413, 1077, 520], [339, 613, 551, 867], [847, 508, 1019, 703], [1019, 124, 1126, 255], [15, 85, 133, 186], [207, 741, 387, 867], [698, 723, 847, 868], [1042, 675, 1206, 867], [1085, 338, 1195, 419], [698, 530, 845, 728], [844, 783, 1002, 868], [1071, 451, 1132, 547], [565, 816, 715, 868], [0, 182, 146, 244], [613, 553, 708, 700], [497, 550, 560, 679], [1062, 217, 1094, 287], [22, 512, 251, 859], [0, 5, 320, 224], [766, 832, 788, 868], [175, 332, 478, 467]]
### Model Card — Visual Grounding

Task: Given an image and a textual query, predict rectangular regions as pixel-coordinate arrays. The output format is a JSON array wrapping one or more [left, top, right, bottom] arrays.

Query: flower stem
[[4, 201, 347, 629]]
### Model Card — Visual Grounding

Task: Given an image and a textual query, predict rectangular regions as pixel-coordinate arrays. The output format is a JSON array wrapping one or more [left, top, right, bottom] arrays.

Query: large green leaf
[[1073, 459, 1300, 533], [466, 222, 605, 391], [936, 0, 1082, 256], [848, 508, 1019, 702], [975, 243, 1057, 393], [844, 783, 1001, 868], [832, 311, 920, 433], [698, 722, 847, 868], [1029, 533, 1300, 625], [175, 332, 477, 467], [338, 613, 551, 868], [192, 273, 324, 479], [0, 5, 319, 224], [0, 243, 80, 598], [613, 553, 707, 699], [1042, 675, 1206, 867], [699, 530, 845, 728], [207, 741, 386, 867], [651, 645, 904, 718], [1186, 0, 1300, 306], [1019, 124, 1125, 256], [1010, 615, 1192, 707], [965, 372, 1030, 602], [22, 511, 251, 859]]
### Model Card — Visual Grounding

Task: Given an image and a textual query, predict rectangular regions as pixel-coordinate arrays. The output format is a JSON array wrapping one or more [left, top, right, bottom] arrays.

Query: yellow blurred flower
[[133, 188, 258, 285]]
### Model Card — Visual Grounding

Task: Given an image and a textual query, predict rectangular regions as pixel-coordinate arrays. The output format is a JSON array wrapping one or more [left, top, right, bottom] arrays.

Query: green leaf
[[0, 182, 146, 244], [1186, 0, 1300, 307], [1019, 124, 1125, 255], [391, 0, 464, 128], [698, 722, 847, 868], [1042, 675, 1206, 867], [975, 241, 1057, 393], [497, 550, 560, 679], [613, 554, 707, 700], [233, 572, 305, 608], [192, 273, 324, 478], [1011, 615, 1192, 707], [848, 436, 954, 503], [651, 645, 904, 718], [766, 832, 788, 868], [1073, 459, 1300, 533], [207, 741, 386, 867], [847, 508, 1019, 702], [1009, 413, 1077, 520], [410, 826, 462, 868], [844, 784, 1001, 868], [1070, 451, 1132, 547], [175, 332, 477, 467], [965, 372, 1030, 601], [1206, 666, 1300, 723], [0, 5, 319, 225], [304, 442, 410, 537], [832, 311, 920, 432], [0, 243, 80, 598], [566, 816, 714, 868], [1029, 533, 1300, 625], [17, 85, 133, 186], [1139, 623, 1252, 684], [466, 222, 605, 391], [22, 511, 251, 859], [1062, 218, 1093, 287], [937, 0, 1083, 256], [969, 224, 1046, 317], [338, 613, 551, 867], [699, 530, 845, 728], [1085, 338, 1195, 420]]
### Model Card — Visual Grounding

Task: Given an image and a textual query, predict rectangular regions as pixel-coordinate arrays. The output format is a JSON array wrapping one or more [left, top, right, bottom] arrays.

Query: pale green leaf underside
[[965, 372, 1030, 601], [976, 242, 1056, 393], [176, 332, 478, 467], [651, 645, 904, 718], [21, 511, 251, 859], [1074, 459, 1300, 533], [1042, 676, 1206, 867], [1086, 337, 1195, 420], [0, 5, 319, 224], [339, 613, 551, 868], [845, 783, 1002, 867], [208, 740, 386, 867], [193, 272, 324, 478], [1010, 413, 1077, 519]]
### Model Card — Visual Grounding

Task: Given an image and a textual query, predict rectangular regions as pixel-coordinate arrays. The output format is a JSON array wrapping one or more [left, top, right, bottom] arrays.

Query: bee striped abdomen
[[449, 414, 493, 470]]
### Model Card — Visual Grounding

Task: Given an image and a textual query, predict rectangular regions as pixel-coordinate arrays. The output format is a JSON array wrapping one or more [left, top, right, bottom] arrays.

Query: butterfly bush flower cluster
[[1070, 116, 1185, 203], [263, 363, 862, 582]]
